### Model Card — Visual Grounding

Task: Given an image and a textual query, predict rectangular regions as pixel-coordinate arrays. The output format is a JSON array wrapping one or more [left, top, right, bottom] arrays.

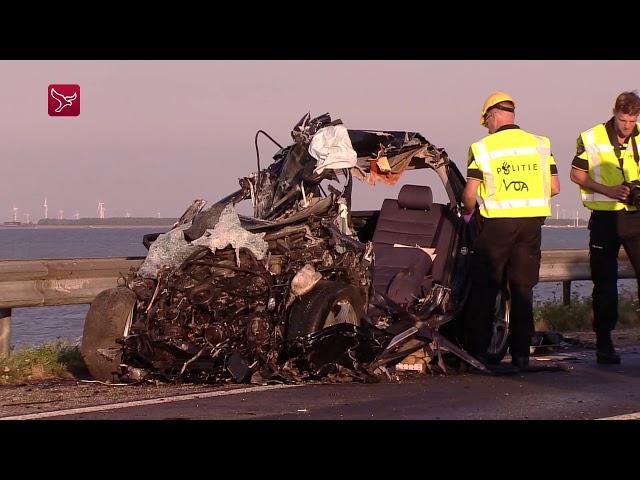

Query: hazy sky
[[2, 60, 639, 221]]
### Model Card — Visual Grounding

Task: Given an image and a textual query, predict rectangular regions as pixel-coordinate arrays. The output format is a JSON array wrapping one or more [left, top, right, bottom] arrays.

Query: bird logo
[[48, 84, 80, 116], [50, 88, 77, 113]]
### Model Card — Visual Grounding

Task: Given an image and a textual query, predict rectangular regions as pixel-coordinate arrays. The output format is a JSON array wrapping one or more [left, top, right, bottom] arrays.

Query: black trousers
[[589, 210, 640, 334], [465, 217, 544, 359]]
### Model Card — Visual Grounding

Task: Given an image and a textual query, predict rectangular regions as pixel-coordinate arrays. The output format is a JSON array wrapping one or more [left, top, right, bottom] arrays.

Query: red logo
[[48, 84, 80, 116]]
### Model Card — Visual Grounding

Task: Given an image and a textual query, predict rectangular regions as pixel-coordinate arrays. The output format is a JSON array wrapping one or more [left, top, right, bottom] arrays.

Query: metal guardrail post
[[562, 281, 571, 306], [0, 308, 11, 357]]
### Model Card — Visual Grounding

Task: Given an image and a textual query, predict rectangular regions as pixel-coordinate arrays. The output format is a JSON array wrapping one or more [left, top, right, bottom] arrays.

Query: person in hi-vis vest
[[462, 92, 560, 371], [570, 91, 640, 365]]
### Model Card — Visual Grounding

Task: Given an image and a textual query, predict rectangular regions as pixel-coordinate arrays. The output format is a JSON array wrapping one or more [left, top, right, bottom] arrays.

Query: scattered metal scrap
[[114, 113, 381, 384]]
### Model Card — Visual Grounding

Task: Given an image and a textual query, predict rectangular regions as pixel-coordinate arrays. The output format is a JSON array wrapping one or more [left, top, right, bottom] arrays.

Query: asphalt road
[[11, 345, 639, 420]]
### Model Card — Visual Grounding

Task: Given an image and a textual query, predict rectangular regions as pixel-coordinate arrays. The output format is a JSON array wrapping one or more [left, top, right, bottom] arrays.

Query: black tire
[[287, 281, 364, 341], [80, 287, 137, 382], [485, 289, 510, 364]]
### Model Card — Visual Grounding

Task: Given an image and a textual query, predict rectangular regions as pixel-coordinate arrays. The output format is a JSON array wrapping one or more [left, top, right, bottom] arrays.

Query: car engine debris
[[82, 112, 493, 385]]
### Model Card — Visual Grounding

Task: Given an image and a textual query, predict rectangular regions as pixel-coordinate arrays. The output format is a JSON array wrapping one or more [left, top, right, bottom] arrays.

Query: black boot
[[596, 332, 621, 364], [510, 343, 531, 370], [511, 355, 530, 370]]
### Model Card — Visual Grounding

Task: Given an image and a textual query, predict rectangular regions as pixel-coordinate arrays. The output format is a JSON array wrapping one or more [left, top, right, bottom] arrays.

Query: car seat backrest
[[371, 184, 456, 301]]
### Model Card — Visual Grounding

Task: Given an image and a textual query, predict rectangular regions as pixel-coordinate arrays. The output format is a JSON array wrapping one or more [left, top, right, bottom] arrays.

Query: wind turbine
[[43, 198, 48, 220], [97, 202, 105, 219], [12, 206, 18, 222], [24, 213, 31, 224], [58, 209, 64, 220], [75, 211, 80, 220]]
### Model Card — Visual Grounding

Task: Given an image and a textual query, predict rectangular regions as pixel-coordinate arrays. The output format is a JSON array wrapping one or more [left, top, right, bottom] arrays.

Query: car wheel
[[80, 287, 137, 382], [485, 289, 510, 364], [287, 281, 364, 341]]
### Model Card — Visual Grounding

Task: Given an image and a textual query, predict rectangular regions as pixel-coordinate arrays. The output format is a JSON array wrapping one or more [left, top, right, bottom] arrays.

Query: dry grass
[[0, 340, 86, 385], [534, 290, 640, 332]]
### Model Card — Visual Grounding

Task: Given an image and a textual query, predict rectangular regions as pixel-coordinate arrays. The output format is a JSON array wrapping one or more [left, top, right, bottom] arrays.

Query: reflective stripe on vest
[[479, 197, 549, 210], [580, 123, 640, 211], [535, 135, 550, 204]]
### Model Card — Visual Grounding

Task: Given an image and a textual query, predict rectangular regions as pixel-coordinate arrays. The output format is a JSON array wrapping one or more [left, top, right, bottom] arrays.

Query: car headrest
[[397, 185, 433, 210]]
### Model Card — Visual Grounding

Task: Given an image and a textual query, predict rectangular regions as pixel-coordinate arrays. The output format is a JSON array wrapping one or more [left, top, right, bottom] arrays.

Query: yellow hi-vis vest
[[470, 129, 554, 218], [579, 123, 640, 211]]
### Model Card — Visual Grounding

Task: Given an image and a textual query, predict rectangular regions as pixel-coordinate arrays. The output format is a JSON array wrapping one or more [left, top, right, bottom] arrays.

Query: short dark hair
[[614, 91, 640, 115]]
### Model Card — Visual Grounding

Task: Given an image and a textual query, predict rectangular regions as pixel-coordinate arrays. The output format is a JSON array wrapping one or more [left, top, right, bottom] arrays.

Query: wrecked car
[[80, 112, 511, 384]]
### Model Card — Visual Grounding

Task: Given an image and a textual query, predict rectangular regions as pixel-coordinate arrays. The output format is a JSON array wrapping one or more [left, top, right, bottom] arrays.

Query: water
[[0, 225, 636, 348], [540, 226, 588, 250]]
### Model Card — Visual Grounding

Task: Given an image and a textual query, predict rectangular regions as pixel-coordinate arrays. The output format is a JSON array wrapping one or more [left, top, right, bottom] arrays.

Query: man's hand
[[606, 184, 630, 202], [570, 167, 630, 202]]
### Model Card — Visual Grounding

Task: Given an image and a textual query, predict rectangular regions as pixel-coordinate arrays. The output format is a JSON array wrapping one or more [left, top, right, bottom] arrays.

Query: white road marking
[[596, 411, 640, 420], [0, 384, 302, 420]]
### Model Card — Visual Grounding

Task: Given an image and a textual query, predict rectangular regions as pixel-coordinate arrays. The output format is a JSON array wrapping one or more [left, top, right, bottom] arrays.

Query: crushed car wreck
[[81, 112, 508, 384]]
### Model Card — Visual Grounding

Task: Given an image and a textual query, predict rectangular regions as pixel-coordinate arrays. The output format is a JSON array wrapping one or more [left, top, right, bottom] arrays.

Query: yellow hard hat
[[480, 91, 515, 125]]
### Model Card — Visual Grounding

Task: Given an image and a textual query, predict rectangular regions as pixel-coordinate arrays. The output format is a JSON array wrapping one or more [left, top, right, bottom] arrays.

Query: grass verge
[[0, 340, 86, 385], [534, 290, 640, 332]]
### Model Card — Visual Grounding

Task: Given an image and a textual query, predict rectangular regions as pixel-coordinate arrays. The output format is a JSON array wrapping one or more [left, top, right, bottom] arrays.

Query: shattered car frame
[[80, 112, 509, 384]]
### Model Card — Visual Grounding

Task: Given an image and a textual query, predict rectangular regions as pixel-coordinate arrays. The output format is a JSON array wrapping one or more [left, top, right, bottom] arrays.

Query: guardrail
[[539, 249, 634, 306], [0, 250, 634, 356], [0, 257, 144, 357]]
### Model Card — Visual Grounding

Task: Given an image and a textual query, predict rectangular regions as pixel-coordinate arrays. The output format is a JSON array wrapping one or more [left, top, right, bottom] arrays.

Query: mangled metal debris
[[191, 204, 269, 266], [81, 111, 512, 385], [137, 224, 199, 279]]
